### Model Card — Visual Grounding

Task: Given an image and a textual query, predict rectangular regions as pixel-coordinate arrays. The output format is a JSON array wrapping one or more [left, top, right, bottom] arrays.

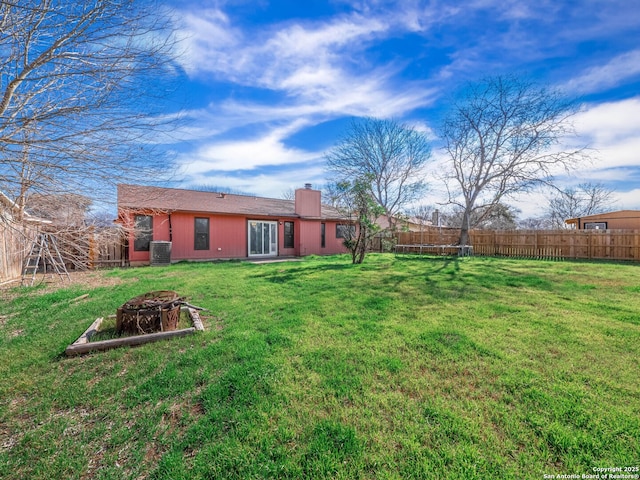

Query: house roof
[[565, 209, 640, 225], [375, 215, 430, 232], [0, 191, 51, 224], [117, 184, 347, 220]]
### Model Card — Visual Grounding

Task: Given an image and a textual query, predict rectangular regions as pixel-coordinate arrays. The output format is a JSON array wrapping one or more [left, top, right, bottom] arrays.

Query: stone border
[[65, 307, 204, 356]]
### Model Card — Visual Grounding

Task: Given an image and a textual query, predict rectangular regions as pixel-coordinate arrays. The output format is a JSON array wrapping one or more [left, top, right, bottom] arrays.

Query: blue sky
[[163, 0, 640, 217]]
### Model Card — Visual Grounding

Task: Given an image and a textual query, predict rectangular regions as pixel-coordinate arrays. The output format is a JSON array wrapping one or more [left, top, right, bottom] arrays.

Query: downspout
[[168, 213, 173, 242]]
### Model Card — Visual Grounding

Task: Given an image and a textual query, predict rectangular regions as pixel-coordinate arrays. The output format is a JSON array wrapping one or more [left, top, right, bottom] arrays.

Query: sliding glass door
[[248, 221, 278, 257]]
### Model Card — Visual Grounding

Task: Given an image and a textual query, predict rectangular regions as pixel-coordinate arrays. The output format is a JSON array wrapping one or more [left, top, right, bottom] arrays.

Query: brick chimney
[[295, 184, 321, 217]]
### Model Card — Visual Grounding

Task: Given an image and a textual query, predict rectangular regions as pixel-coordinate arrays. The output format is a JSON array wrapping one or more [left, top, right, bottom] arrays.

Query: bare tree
[[194, 184, 257, 197], [320, 181, 349, 208], [326, 117, 432, 231], [447, 203, 520, 230], [408, 204, 435, 226], [280, 188, 296, 201], [404, 203, 435, 247], [519, 216, 553, 230], [441, 76, 586, 245], [86, 210, 119, 228], [27, 193, 92, 227], [0, 0, 179, 221], [546, 182, 617, 228]]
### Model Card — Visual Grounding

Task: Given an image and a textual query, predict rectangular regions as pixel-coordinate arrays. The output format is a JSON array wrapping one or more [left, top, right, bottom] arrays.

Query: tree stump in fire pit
[[116, 290, 182, 335]]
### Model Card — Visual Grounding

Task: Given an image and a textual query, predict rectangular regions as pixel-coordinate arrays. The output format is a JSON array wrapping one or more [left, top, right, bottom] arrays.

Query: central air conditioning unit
[[149, 241, 172, 266]]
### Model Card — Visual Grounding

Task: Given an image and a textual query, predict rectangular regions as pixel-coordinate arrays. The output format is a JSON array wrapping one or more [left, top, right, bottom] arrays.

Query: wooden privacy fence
[[0, 221, 35, 283], [395, 228, 640, 262], [89, 226, 127, 268], [396, 228, 460, 247], [54, 226, 127, 270]]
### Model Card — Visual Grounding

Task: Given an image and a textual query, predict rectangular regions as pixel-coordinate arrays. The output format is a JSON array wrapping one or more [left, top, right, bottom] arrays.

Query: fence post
[[88, 226, 97, 270]]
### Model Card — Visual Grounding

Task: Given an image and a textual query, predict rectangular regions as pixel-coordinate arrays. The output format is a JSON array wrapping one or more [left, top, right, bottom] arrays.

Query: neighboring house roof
[[375, 215, 430, 232], [27, 193, 91, 226], [117, 184, 347, 220], [0, 191, 51, 224], [565, 210, 640, 226]]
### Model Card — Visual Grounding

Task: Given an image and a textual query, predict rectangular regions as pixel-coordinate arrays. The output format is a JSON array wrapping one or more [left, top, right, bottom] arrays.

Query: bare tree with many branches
[[326, 117, 432, 232], [0, 0, 179, 222], [447, 202, 520, 230], [546, 182, 617, 228], [440, 75, 587, 245]]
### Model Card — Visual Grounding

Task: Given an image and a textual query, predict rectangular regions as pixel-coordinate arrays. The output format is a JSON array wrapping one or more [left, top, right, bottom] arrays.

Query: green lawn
[[0, 254, 638, 479]]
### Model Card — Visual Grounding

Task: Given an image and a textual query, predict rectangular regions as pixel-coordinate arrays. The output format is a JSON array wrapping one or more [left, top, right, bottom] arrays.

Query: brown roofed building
[[565, 210, 640, 230], [117, 184, 351, 264]]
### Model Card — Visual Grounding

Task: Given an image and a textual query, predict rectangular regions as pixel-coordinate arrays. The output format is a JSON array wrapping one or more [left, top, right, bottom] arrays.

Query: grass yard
[[0, 254, 638, 479]]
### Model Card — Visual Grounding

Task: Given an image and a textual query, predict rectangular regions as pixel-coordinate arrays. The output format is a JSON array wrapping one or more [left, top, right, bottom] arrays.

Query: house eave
[[118, 205, 351, 222]]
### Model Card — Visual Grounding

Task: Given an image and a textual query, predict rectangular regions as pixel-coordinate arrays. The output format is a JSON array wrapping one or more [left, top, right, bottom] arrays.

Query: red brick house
[[117, 184, 351, 265]]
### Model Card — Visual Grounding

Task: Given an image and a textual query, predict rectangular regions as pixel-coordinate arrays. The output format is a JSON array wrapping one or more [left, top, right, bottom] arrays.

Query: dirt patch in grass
[[0, 313, 17, 327], [0, 270, 124, 302], [199, 313, 223, 331]]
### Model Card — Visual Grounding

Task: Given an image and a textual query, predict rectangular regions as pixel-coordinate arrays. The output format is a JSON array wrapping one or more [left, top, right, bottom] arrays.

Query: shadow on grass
[[251, 254, 556, 308], [417, 329, 500, 359], [391, 255, 559, 304], [253, 263, 353, 284]]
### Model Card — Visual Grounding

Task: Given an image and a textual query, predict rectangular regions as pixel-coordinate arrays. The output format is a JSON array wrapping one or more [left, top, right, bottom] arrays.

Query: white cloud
[[616, 189, 640, 210], [265, 16, 386, 58], [406, 120, 437, 139], [575, 167, 640, 184], [573, 97, 640, 169], [177, 8, 242, 77], [171, 2, 439, 172], [191, 70, 438, 132], [574, 97, 640, 143], [464, 0, 552, 20], [175, 2, 440, 110], [509, 190, 552, 219], [563, 50, 640, 94], [174, 75, 439, 194], [177, 9, 388, 87], [177, 121, 318, 175], [182, 161, 327, 199]]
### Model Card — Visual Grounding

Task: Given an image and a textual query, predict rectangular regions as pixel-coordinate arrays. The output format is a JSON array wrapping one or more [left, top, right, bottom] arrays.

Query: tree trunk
[[355, 224, 367, 264], [386, 213, 396, 233], [459, 209, 471, 245], [459, 226, 470, 246]]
